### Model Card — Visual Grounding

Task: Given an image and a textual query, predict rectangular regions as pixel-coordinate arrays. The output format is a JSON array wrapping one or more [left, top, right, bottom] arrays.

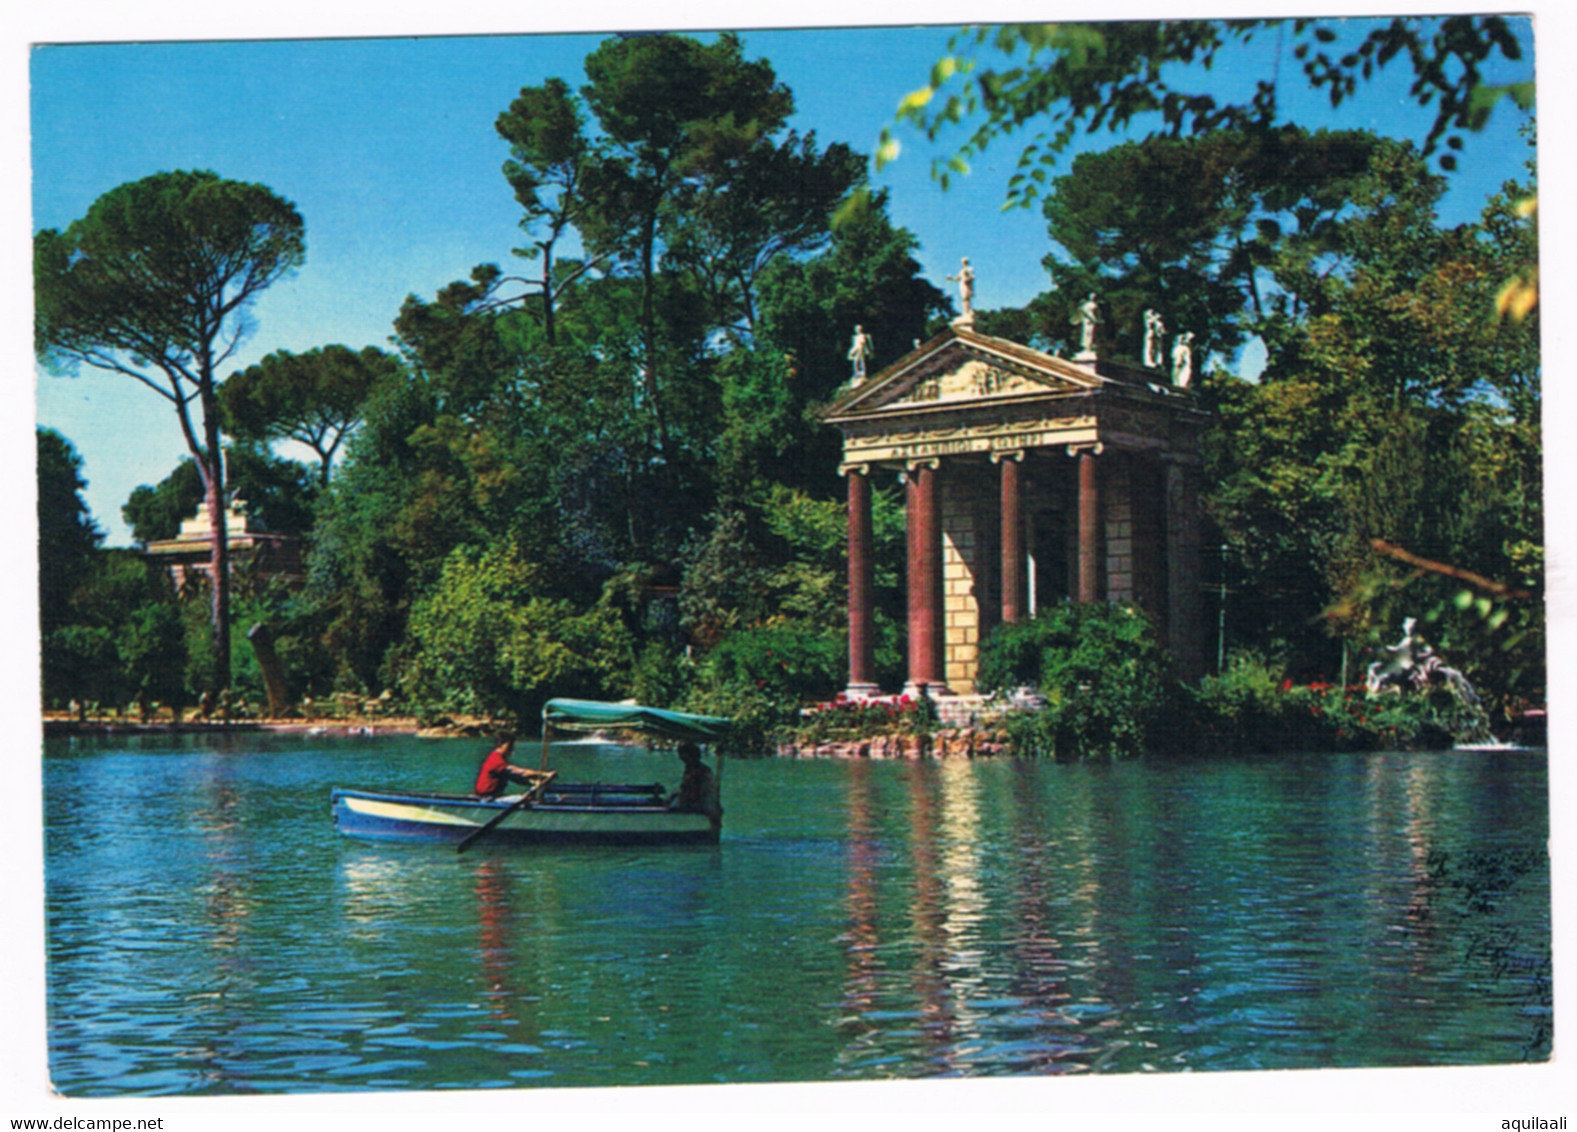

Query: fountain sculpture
[[1365, 618, 1495, 745]]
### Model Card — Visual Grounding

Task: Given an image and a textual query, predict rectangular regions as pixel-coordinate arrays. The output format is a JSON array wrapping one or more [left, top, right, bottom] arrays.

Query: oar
[[456, 772, 555, 854]]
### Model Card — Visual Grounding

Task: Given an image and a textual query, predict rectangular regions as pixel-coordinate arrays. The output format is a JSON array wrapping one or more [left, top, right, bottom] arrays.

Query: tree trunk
[[200, 381, 231, 692], [541, 243, 556, 347], [248, 622, 291, 717], [639, 213, 670, 456]]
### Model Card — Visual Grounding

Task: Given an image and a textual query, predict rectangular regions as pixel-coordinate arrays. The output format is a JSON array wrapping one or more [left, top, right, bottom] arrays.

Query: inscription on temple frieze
[[843, 415, 1097, 463]]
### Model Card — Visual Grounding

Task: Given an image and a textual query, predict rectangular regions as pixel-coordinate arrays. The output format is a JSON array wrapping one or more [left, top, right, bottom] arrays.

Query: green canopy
[[542, 698, 732, 744]]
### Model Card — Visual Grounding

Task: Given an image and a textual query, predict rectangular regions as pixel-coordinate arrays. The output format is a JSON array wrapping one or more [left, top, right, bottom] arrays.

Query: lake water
[[41, 734, 1550, 1096]]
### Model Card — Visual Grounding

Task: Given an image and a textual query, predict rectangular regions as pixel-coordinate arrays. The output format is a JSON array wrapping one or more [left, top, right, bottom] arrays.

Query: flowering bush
[[792, 692, 939, 745], [1179, 653, 1459, 754]]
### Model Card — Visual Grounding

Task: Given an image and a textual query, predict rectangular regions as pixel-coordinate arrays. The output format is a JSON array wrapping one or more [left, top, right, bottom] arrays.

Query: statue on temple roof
[[948, 257, 976, 324], [1076, 293, 1100, 355], [1172, 331, 1195, 388], [1143, 309, 1166, 369], [848, 325, 873, 382]]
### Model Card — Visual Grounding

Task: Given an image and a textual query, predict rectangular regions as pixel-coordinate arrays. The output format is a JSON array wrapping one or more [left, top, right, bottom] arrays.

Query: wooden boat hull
[[331, 786, 719, 846]]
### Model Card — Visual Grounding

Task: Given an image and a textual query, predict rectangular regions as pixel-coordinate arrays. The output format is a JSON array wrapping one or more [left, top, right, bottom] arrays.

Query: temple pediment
[[825, 327, 1102, 421]]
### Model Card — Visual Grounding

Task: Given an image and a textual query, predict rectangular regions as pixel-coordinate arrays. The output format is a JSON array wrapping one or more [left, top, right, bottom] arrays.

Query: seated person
[[473, 738, 554, 799], [667, 742, 721, 823]]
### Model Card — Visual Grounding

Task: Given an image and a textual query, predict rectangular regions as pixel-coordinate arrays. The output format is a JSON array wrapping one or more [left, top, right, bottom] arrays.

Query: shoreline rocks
[[776, 727, 1010, 760]]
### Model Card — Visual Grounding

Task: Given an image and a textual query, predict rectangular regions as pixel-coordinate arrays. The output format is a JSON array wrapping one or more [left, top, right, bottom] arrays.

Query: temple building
[[143, 500, 305, 591], [822, 315, 1209, 697]]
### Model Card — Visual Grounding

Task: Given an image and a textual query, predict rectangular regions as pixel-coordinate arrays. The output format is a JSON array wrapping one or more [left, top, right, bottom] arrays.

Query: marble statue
[[1143, 309, 1166, 369], [1366, 617, 1482, 707], [1077, 293, 1100, 353], [1171, 331, 1195, 388], [948, 257, 976, 322], [848, 325, 873, 381]]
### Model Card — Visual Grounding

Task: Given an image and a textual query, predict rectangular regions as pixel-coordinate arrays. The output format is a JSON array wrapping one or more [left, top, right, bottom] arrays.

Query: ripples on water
[[42, 736, 1550, 1095]]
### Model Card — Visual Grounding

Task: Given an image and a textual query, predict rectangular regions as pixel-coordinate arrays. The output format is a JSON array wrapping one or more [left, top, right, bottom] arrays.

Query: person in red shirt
[[473, 739, 553, 799]]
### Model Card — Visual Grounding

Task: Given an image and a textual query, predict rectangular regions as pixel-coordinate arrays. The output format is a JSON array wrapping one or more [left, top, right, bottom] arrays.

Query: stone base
[[903, 680, 954, 700], [1074, 349, 1099, 364], [842, 682, 884, 701]]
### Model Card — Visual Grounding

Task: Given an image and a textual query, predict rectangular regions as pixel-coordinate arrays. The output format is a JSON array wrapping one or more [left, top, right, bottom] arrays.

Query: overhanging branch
[[1371, 538, 1532, 600]]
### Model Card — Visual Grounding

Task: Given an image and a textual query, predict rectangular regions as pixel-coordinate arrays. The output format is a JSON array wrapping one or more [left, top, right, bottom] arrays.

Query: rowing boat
[[330, 698, 731, 848]]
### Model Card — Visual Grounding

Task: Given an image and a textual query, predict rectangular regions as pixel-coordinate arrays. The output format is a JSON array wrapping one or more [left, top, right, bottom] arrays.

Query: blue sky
[[28, 11, 1537, 545]]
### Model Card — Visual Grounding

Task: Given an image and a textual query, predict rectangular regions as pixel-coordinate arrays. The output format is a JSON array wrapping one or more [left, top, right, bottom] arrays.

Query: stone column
[[997, 451, 1026, 624], [844, 466, 879, 698], [1165, 456, 1207, 679], [905, 460, 947, 695], [1075, 445, 1103, 603]]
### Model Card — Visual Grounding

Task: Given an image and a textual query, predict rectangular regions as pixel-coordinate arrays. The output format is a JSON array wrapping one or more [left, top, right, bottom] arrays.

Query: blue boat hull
[[331, 786, 720, 846]]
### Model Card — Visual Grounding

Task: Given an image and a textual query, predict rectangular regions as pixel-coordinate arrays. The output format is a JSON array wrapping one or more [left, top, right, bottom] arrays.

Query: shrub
[[977, 601, 1172, 760], [1181, 652, 1463, 754], [401, 541, 633, 723], [682, 626, 845, 754], [700, 626, 844, 705], [628, 639, 694, 709], [41, 625, 120, 709]]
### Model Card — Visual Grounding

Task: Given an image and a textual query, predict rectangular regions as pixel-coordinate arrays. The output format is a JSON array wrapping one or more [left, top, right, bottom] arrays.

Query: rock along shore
[[42, 715, 425, 738], [776, 727, 1011, 759]]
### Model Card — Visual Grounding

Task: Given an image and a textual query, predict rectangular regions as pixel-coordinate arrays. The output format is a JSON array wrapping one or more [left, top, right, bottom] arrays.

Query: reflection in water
[[834, 760, 884, 1072], [183, 772, 257, 1091], [43, 739, 1552, 1094], [1005, 760, 1083, 1073], [338, 854, 412, 936], [905, 759, 955, 1065], [474, 858, 516, 1016], [935, 758, 986, 1071]]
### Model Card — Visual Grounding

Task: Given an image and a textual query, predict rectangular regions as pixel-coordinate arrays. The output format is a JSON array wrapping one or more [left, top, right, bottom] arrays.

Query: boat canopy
[[542, 698, 732, 744]]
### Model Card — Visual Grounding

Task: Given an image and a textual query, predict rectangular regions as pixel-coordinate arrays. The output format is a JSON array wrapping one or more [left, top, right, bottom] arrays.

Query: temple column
[[996, 451, 1026, 624], [1165, 456, 1207, 679], [1074, 444, 1104, 603], [905, 459, 947, 695], [844, 466, 879, 697]]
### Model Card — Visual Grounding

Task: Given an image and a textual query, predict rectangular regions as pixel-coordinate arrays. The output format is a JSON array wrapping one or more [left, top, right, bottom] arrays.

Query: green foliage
[[41, 626, 119, 709], [680, 626, 845, 754], [628, 640, 695, 710], [1199, 141, 1541, 690], [123, 445, 320, 545], [700, 626, 844, 704], [887, 18, 1530, 203], [122, 459, 205, 546], [760, 188, 951, 411], [35, 169, 307, 691], [678, 681, 789, 757], [34, 171, 305, 377], [37, 429, 101, 636], [120, 602, 189, 710], [290, 35, 952, 700], [39, 547, 190, 712], [977, 602, 1171, 760], [222, 345, 401, 484], [1182, 653, 1461, 754], [577, 32, 795, 455], [1037, 128, 1389, 360], [400, 542, 634, 722]]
